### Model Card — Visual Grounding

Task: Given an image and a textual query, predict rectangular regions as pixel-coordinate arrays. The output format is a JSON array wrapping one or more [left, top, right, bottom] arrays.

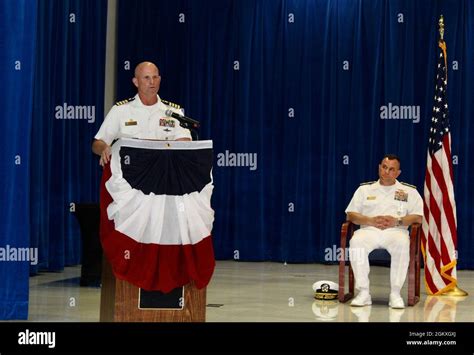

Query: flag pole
[[436, 15, 468, 298]]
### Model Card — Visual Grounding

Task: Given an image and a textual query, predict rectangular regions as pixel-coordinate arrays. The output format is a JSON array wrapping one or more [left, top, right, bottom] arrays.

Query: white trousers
[[349, 227, 410, 295]]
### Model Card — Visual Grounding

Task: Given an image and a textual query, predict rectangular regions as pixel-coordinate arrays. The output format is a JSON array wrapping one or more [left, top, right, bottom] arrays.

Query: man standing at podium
[[92, 61, 191, 166]]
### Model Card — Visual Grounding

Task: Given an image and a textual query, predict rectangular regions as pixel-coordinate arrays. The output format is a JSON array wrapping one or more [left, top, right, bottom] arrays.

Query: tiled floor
[[26, 260, 473, 322]]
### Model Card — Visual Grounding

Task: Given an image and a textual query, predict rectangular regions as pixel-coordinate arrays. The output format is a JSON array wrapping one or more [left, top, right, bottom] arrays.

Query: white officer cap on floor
[[312, 280, 338, 300]]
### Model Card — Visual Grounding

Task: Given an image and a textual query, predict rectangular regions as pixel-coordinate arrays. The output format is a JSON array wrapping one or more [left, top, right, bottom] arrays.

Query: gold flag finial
[[439, 15, 445, 40]]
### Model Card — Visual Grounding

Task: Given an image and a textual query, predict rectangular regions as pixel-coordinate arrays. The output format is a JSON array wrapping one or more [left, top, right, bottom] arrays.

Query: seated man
[[345, 154, 423, 309]]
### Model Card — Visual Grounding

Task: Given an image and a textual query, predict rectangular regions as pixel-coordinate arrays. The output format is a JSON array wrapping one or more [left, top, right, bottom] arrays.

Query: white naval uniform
[[345, 180, 423, 295], [94, 94, 192, 145]]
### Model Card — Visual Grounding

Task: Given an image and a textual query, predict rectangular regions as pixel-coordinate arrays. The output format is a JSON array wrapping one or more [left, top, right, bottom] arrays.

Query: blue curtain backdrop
[[115, 0, 473, 268], [30, 0, 107, 272], [0, 0, 37, 319]]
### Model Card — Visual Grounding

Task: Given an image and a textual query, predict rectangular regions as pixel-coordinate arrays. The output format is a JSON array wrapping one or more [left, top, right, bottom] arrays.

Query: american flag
[[421, 38, 458, 295]]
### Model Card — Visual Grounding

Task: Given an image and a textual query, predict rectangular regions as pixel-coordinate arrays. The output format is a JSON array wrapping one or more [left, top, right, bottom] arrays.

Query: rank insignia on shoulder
[[161, 99, 181, 109], [400, 181, 417, 189], [115, 97, 135, 106], [360, 181, 376, 186], [367, 196, 376, 200]]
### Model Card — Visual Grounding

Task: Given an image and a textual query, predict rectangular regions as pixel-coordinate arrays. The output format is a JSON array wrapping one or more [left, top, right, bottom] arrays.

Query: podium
[[99, 139, 214, 322], [99, 257, 206, 322]]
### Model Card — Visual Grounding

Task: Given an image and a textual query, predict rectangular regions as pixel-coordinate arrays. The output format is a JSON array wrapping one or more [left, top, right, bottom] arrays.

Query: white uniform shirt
[[345, 180, 423, 229], [94, 94, 192, 145]]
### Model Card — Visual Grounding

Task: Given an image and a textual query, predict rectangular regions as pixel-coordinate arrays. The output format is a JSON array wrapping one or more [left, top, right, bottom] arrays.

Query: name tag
[[367, 196, 376, 200], [125, 120, 137, 126]]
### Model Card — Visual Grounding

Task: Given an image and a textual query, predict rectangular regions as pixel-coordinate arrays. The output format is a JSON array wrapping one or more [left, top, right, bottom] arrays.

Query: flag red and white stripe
[[421, 39, 458, 295]]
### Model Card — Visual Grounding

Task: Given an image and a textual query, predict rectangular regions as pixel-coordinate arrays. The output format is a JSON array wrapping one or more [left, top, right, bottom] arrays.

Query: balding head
[[134, 61, 159, 78], [132, 61, 161, 105]]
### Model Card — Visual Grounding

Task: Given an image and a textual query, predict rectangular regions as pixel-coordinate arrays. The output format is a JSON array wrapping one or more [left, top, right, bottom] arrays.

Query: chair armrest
[[409, 222, 421, 240], [341, 221, 353, 238], [340, 221, 357, 248], [339, 220, 357, 303]]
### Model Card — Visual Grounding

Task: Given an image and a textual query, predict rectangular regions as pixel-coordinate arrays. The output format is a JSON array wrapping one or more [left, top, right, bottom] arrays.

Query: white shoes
[[350, 292, 372, 307], [351, 292, 405, 308], [389, 293, 405, 309]]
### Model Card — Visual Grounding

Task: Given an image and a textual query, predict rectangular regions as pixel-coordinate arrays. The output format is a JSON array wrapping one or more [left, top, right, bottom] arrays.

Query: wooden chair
[[338, 221, 421, 306]]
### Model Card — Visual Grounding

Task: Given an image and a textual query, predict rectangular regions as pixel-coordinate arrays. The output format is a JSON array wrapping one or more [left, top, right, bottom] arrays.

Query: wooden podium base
[[100, 257, 206, 322]]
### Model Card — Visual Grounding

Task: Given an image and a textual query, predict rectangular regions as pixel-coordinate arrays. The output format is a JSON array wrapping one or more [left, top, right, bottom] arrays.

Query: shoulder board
[[115, 97, 135, 106], [400, 182, 417, 189], [161, 99, 181, 109], [360, 181, 376, 186]]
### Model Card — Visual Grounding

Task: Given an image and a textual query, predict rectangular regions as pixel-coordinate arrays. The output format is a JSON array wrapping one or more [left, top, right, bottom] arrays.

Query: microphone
[[165, 109, 200, 129]]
